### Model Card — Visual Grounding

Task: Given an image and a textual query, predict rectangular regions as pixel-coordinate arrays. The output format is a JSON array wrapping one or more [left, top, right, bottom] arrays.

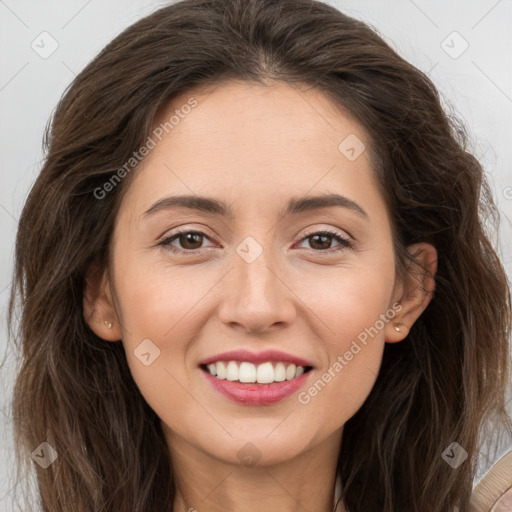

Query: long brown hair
[[6, 0, 511, 510]]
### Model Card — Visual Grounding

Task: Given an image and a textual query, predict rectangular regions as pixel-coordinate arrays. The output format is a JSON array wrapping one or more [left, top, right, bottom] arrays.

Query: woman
[[7, 0, 511, 510]]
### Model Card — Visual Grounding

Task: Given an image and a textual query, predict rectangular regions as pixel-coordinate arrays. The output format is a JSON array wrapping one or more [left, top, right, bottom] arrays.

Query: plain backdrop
[[1, 0, 511, 509]]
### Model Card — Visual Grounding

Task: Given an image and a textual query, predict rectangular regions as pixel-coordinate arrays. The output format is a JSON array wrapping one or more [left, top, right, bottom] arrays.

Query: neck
[[164, 426, 344, 512]]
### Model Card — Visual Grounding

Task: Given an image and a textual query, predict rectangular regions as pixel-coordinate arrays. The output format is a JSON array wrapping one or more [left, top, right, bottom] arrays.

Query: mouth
[[199, 349, 314, 405], [200, 361, 313, 384]]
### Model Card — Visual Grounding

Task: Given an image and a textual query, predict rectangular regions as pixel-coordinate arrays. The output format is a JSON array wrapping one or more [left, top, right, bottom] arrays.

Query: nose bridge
[[234, 234, 280, 306], [218, 232, 295, 331]]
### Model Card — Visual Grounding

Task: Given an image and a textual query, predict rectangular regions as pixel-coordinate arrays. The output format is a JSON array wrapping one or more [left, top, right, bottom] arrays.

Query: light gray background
[[1, 0, 511, 509]]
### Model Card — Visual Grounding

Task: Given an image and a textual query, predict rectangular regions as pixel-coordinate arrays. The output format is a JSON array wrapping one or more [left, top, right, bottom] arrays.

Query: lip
[[202, 369, 312, 405], [199, 349, 313, 367]]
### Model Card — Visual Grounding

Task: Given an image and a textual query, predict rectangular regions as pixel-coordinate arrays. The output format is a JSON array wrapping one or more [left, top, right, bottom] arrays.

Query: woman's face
[[89, 81, 433, 467]]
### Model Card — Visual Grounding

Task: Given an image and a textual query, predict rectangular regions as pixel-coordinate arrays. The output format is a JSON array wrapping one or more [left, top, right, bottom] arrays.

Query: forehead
[[119, 80, 384, 220], [158, 80, 366, 154]]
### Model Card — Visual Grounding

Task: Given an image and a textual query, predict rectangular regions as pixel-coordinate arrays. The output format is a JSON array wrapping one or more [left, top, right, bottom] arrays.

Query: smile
[[199, 349, 314, 405], [203, 361, 310, 384]]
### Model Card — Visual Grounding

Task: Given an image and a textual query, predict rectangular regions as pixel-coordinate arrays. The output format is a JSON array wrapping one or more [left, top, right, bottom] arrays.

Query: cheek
[[110, 254, 208, 383], [292, 260, 395, 418], [111, 260, 205, 427], [294, 256, 396, 348], [295, 309, 389, 437], [113, 255, 214, 344]]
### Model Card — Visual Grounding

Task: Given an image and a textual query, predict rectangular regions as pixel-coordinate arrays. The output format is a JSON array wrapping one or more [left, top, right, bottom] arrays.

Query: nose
[[217, 245, 296, 334]]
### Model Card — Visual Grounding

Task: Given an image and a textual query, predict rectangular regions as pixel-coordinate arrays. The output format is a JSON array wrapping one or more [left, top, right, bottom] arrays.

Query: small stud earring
[[104, 320, 113, 329], [394, 322, 404, 332]]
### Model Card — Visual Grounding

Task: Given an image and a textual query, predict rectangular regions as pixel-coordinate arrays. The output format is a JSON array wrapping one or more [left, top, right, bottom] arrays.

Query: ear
[[83, 262, 122, 342], [385, 242, 437, 343]]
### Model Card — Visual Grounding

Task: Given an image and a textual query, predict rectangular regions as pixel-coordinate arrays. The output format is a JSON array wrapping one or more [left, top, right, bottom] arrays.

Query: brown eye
[[308, 233, 334, 250], [297, 229, 352, 252], [176, 232, 205, 250], [158, 230, 214, 253]]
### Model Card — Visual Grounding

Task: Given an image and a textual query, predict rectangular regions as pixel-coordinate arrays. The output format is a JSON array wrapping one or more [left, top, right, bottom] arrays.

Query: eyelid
[[156, 223, 216, 242], [299, 225, 352, 242]]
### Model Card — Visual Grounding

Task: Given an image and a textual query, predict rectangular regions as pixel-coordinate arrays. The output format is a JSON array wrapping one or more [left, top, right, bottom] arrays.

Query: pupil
[[312, 234, 330, 249], [182, 233, 201, 249]]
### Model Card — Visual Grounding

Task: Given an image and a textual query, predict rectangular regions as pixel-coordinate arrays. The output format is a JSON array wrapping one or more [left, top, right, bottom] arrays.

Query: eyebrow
[[142, 193, 368, 219]]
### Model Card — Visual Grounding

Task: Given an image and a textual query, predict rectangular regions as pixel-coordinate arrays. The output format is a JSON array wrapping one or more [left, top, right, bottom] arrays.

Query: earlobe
[[385, 319, 411, 343], [83, 263, 122, 342], [385, 242, 437, 343]]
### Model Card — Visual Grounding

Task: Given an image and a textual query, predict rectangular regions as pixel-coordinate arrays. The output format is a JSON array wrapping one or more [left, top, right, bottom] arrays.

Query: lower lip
[[202, 369, 311, 405]]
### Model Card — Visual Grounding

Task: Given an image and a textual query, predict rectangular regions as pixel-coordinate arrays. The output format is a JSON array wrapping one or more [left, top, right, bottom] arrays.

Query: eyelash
[[157, 228, 353, 255]]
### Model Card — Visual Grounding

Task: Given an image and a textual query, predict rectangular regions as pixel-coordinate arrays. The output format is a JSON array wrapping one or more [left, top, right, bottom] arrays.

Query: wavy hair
[[6, 0, 511, 510]]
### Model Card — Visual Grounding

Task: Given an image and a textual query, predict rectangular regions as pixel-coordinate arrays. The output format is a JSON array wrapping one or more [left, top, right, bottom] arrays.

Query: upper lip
[[199, 349, 314, 367]]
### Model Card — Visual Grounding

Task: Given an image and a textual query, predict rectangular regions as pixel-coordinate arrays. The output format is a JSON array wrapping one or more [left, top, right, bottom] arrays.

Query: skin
[[84, 80, 437, 512]]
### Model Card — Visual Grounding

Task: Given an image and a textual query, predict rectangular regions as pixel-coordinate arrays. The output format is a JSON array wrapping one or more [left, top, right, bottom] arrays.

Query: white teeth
[[205, 361, 307, 383], [257, 362, 274, 384], [216, 361, 226, 379], [274, 362, 286, 382], [239, 362, 256, 383], [285, 363, 296, 380], [226, 361, 239, 381]]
